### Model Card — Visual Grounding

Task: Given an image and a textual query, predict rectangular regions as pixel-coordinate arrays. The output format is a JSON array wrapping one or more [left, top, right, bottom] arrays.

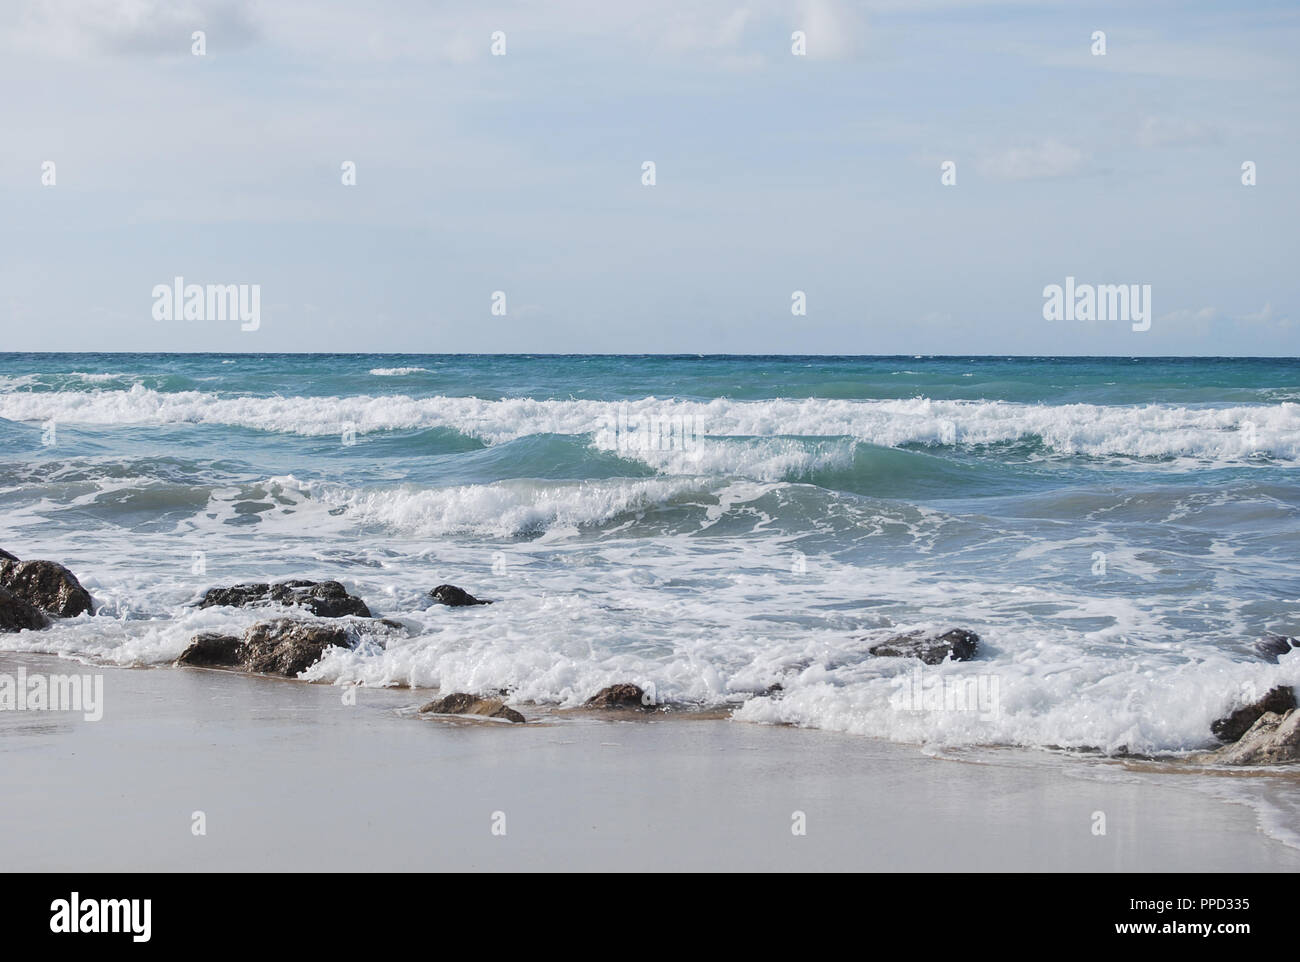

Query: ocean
[[1, 353, 1297, 754]]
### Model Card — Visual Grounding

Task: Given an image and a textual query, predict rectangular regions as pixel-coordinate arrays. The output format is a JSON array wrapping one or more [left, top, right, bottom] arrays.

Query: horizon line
[[2, 352, 1298, 361]]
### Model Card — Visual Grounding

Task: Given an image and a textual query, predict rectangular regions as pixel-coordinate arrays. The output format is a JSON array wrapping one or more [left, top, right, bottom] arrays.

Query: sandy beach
[[3, 651, 1296, 872]]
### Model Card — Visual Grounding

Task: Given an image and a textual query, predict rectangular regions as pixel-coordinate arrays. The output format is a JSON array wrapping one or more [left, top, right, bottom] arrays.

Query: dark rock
[[175, 619, 355, 676], [421, 692, 480, 713], [1198, 710, 1300, 765], [0, 585, 49, 632], [175, 633, 244, 667], [584, 684, 649, 709], [1257, 634, 1299, 663], [240, 619, 351, 676], [868, 628, 979, 665], [198, 580, 370, 618], [1211, 686, 1298, 742], [429, 584, 491, 607], [0, 548, 18, 563], [419, 692, 525, 723], [0, 559, 93, 618]]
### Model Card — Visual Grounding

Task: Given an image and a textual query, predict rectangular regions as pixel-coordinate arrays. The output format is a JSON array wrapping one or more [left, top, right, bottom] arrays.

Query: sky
[[1, 0, 1297, 355]]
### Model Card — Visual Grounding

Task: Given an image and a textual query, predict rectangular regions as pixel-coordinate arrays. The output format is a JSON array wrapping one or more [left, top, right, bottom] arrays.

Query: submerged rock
[[1198, 710, 1300, 765], [1211, 686, 1298, 742], [0, 558, 94, 618], [584, 684, 650, 709], [868, 628, 979, 665], [0, 586, 49, 633], [1257, 634, 1299, 663], [175, 632, 244, 667], [241, 619, 351, 676], [429, 584, 491, 607], [419, 692, 525, 723], [198, 580, 371, 618]]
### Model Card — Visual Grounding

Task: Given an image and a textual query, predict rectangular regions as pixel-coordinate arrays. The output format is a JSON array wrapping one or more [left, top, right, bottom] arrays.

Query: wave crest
[[1, 387, 1296, 465]]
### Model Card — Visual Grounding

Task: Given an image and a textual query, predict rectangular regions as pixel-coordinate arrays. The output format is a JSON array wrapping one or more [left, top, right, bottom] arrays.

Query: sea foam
[[1, 387, 1295, 464]]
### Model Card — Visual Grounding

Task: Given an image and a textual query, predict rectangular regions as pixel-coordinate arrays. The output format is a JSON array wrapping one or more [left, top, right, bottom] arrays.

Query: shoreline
[[3, 651, 1297, 872]]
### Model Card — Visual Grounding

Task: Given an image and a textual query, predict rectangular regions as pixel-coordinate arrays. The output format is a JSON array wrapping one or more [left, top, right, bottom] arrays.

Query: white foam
[[311, 475, 721, 538], [4, 536, 1294, 755], [1, 387, 1296, 464]]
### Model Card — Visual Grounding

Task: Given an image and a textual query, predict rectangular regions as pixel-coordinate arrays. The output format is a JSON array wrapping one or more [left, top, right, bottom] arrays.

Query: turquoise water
[[1, 353, 1297, 751]]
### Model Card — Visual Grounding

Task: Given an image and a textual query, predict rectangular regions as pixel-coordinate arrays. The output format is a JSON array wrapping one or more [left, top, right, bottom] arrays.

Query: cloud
[[4, 0, 257, 58], [1007, 34, 1296, 83], [1159, 306, 1220, 323], [662, 7, 752, 52], [0, 1, 859, 68], [796, 0, 866, 61], [1158, 304, 1295, 338], [1238, 303, 1292, 331], [1157, 306, 1220, 338], [977, 140, 1088, 181], [1135, 116, 1222, 149]]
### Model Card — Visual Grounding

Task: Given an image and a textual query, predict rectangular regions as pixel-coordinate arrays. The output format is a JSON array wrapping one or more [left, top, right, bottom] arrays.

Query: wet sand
[[2, 652, 1297, 872]]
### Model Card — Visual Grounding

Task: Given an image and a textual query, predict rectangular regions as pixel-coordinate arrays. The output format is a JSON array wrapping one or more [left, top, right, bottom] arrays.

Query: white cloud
[[4, 0, 256, 58], [1239, 303, 1292, 330], [977, 140, 1087, 181], [1159, 306, 1220, 323], [1157, 306, 1220, 339], [797, 0, 866, 61], [1135, 116, 1221, 149], [1158, 304, 1295, 337], [662, 7, 752, 52]]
